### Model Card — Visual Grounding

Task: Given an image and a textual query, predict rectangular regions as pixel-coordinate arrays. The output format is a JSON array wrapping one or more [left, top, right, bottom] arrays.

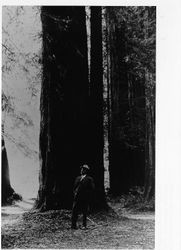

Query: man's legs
[[71, 202, 79, 229], [82, 204, 88, 228]]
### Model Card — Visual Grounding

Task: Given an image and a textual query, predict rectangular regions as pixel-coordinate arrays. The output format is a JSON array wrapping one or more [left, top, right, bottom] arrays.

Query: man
[[71, 164, 95, 229]]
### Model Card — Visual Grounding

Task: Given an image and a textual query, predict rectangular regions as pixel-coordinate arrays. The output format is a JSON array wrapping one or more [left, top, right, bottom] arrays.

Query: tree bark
[[35, 7, 90, 211], [35, 6, 107, 211], [143, 8, 155, 201], [88, 6, 107, 209], [144, 72, 155, 201], [2, 136, 14, 205], [106, 8, 131, 195], [2, 136, 21, 205]]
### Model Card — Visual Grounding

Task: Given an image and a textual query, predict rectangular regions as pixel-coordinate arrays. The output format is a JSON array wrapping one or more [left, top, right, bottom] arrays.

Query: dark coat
[[73, 175, 95, 204]]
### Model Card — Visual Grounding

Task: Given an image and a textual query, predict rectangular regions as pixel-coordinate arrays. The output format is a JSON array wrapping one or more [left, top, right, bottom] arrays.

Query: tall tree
[[35, 6, 107, 211], [144, 72, 155, 200], [143, 7, 155, 201], [88, 6, 107, 209], [106, 7, 132, 194], [105, 7, 155, 196], [35, 6, 89, 210]]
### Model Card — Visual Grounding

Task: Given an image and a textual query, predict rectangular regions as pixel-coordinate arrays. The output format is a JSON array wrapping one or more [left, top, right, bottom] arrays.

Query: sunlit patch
[[2, 6, 42, 200]]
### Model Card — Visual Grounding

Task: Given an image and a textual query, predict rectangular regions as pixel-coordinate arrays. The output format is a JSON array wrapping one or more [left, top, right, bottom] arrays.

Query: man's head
[[80, 164, 90, 175]]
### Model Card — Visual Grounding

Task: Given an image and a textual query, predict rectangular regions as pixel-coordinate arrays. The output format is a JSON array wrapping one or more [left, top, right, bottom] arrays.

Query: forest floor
[[1, 197, 155, 249]]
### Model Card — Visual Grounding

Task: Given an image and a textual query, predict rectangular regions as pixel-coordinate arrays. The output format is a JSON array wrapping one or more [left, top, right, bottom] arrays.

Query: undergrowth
[[107, 186, 155, 212]]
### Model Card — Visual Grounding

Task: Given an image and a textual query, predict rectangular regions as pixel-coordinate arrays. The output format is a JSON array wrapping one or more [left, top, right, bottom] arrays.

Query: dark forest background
[[2, 6, 155, 211]]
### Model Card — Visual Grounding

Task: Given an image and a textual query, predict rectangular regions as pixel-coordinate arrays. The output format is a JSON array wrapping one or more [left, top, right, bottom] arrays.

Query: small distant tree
[[1, 95, 22, 205], [2, 6, 42, 204]]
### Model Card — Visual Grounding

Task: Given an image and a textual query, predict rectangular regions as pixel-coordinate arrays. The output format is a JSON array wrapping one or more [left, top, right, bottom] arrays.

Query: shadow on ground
[[1, 198, 155, 249]]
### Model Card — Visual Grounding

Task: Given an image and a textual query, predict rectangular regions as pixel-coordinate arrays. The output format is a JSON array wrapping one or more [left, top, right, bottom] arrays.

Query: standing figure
[[71, 164, 95, 229]]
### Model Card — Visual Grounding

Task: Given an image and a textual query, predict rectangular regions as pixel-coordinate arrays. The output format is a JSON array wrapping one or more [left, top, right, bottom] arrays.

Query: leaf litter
[[1, 201, 154, 249]]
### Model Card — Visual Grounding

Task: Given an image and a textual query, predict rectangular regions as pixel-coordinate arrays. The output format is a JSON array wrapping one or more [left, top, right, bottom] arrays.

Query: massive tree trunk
[[35, 7, 90, 211], [88, 7, 107, 209], [106, 8, 131, 195], [35, 6, 107, 211], [106, 7, 149, 195]]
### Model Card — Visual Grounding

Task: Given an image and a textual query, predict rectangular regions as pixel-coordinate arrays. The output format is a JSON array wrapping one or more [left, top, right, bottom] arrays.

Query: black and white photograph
[[1, 1, 180, 249]]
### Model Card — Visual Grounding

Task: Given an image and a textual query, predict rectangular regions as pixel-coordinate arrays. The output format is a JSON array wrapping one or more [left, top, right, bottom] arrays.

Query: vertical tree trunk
[[88, 7, 107, 209], [1, 136, 15, 205], [2, 118, 21, 206], [106, 8, 131, 195], [36, 6, 107, 211], [35, 7, 90, 211], [127, 72, 146, 187], [144, 72, 155, 201], [102, 6, 110, 191], [143, 8, 155, 201]]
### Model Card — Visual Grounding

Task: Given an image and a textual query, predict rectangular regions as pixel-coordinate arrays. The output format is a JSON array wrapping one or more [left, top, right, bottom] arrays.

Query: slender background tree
[[105, 7, 155, 199], [88, 6, 107, 209]]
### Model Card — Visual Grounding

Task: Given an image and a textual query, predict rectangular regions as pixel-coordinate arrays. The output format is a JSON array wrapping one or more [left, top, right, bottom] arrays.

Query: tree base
[[2, 192, 22, 206]]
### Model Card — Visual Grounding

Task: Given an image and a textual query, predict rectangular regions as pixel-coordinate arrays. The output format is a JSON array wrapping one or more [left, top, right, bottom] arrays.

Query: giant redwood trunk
[[106, 8, 131, 195], [35, 7, 90, 210], [35, 6, 107, 211], [88, 7, 107, 209]]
